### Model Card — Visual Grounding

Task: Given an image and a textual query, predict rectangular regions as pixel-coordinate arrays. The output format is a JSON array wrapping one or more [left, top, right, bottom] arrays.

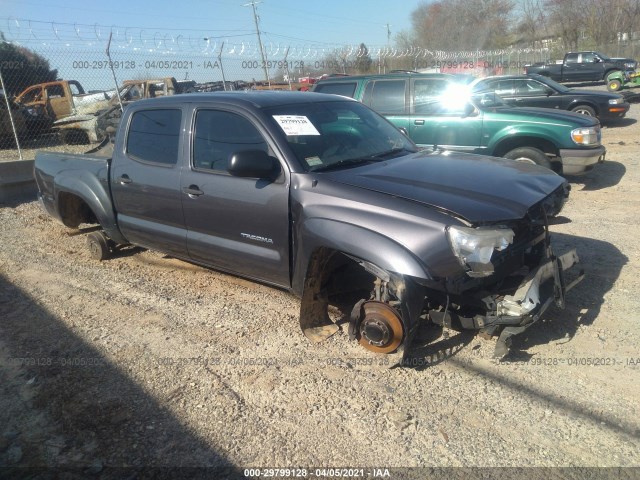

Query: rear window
[[126, 109, 182, 165], [362, 80, 406, 114], [314, 82, 357, 98]]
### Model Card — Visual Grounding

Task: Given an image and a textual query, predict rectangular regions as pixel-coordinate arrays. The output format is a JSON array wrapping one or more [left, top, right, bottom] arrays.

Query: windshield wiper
[[369, 147, 416, 159], [312, 158, 376, 172]]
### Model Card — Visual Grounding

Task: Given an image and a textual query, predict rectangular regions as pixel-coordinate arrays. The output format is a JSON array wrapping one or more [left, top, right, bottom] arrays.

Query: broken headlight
[[447, 226, 515, 277]]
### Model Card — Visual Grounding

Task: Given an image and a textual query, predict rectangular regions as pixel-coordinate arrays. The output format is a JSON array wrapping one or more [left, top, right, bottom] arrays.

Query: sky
[[0, 0, 420, 48], [0, 0, 423, 90]]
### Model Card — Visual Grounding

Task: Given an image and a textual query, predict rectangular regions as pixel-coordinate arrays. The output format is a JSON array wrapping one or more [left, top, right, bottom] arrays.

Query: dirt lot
[[1, 102, 639, 479]]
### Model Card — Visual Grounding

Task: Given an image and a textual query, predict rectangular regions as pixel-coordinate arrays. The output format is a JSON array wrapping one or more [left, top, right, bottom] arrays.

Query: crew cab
[[524, 51, 637, 83], [35, 92, 583, 361], [312, 73, 606, 175]]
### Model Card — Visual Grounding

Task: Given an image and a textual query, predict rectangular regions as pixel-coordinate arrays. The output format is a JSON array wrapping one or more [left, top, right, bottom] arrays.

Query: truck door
[[110, 107, 188, 257], [511, 78, 563, 109], [180, 108, 291, 287], [410, 78, 483, 151], [561, 53, 582, 82], [45, 83, 72, 118]]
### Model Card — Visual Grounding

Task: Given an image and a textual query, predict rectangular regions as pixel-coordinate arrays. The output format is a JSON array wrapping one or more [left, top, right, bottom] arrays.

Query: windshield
[[264, 101, 418, 172], [598, 53, 611, 61]]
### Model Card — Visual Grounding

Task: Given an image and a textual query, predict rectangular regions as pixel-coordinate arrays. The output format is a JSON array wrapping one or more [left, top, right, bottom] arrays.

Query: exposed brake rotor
[[357, 301, 404, 354]]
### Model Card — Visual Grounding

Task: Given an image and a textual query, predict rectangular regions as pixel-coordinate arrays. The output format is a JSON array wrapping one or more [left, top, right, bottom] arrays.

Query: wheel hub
[[358, 302, 404, 354]]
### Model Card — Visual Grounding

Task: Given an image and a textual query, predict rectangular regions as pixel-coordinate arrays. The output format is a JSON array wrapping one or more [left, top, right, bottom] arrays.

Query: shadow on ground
[[0, 272, 244, 478], [567, 160, 626, 191]]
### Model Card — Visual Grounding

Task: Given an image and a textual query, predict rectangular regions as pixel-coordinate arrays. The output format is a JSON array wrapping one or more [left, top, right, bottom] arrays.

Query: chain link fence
[[4, 18, 635, 160]]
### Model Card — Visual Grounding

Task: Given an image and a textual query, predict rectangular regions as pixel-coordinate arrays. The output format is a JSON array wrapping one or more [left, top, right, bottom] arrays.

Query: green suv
[[312, 73, 606, 175]]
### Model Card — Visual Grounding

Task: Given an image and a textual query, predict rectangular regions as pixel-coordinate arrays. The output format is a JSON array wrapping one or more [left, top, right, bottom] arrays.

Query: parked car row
[[311, 72, 615, 175]]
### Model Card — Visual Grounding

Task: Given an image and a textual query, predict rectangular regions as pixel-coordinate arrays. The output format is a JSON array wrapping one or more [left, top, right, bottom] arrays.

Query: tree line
[[399, 0, 640, 54]]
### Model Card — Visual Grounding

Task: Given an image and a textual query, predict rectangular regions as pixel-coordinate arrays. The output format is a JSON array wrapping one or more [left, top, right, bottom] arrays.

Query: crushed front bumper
[[431, 248, 584, 357], [490, 249, 584, 357]]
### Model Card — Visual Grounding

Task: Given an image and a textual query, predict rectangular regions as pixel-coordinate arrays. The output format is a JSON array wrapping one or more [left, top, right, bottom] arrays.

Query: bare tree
[[408, 0, 515, 51]]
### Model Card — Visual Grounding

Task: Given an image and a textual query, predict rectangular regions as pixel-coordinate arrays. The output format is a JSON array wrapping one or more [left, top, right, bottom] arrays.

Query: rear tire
[[87, 232, 111, 261], [504, 147, 551, 169], [571, 105, 596, 117], [607, 79, 622, 92]]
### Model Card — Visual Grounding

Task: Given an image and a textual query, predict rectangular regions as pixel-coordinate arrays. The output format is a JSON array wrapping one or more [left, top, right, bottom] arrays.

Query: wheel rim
[[513, 157, 536, 164], [88, 240, 101, 258], [573, 108, 593, 116], [610, 82, 619, 90], [358, 302, 404, 354]]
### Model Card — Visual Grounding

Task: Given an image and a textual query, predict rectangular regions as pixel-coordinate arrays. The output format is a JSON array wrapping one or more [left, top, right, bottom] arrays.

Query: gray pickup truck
[[35, 92, 584, 361]]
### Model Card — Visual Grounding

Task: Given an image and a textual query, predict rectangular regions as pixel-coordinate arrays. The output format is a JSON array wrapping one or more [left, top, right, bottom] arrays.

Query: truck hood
[[487, 106, 600, 126], [323, 150, 567, 224]]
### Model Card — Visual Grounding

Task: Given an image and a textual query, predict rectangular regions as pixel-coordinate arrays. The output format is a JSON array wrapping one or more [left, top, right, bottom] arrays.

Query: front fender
[[54, 170, 126, 244], [606, 71, 624, 82], [488, 124, 563, 153], [292, 217, 430, 296]]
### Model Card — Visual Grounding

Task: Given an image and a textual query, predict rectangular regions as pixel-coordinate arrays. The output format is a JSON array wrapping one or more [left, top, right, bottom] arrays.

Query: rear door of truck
[[180, 105, 291, 287], [110, 106, 188, 257]]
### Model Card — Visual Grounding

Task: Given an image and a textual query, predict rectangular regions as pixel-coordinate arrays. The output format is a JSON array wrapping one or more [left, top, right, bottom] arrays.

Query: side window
[[46, 85, 65, 98], [494, 80, 514, 96], [581, 53, 596, 63], [514, 79, 546, 95], [126, 109, 182, 165], [193, 110, 268, 173], [565, 53, 579, 64], [314, 82, 357, 98], [21, 87, 42, 103], [362, 80, 406, 114], [413, 79, 452, 115]]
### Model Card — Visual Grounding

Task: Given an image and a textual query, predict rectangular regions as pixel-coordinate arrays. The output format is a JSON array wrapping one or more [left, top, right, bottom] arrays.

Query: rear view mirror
[[228, 150, 280, 178]]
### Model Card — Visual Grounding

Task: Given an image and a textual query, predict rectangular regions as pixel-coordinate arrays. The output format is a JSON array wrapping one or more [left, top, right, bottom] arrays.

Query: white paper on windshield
[[305, 156, 323, 166], [272, 115, 320, 136]]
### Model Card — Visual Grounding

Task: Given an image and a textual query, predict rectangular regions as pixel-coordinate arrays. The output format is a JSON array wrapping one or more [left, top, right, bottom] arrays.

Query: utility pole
[[243, 0, 270, 84], [383, 23, 392, 73]]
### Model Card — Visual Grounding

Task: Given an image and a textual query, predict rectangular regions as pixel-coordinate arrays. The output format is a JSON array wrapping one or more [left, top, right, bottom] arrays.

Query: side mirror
[[594, 57, 601, 63], [228, 150, 280, 178], [398, 127, 409, 136]]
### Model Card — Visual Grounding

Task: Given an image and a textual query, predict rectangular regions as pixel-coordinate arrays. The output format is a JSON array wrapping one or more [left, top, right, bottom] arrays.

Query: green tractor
[[607, 70, 640, 93]]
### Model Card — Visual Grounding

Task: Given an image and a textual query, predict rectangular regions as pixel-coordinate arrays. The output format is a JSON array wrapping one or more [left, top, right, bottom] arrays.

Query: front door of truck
[[110, 107, 188, 257], [180, 107, 290, 287]]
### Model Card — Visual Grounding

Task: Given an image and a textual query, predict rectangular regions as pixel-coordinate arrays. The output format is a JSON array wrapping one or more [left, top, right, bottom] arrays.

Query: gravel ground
[[0, 101, 639, 479]]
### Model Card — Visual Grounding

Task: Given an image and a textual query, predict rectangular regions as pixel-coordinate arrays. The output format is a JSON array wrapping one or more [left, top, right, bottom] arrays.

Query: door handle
[[117, 174, 132, 184], [182, 185, 204, 197], [414, 119, 425, 125]]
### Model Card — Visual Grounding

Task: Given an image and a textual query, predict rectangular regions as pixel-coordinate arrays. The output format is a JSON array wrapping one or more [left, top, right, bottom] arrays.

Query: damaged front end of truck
[[296, 173, 584, 364]]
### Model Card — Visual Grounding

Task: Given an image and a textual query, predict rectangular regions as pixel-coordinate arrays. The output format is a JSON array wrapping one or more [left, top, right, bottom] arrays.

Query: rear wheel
[[87, 231, 111, 261], [607, 79, 622, 92], [571, 105, 596, 117], [504, 147, 551, 169]]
